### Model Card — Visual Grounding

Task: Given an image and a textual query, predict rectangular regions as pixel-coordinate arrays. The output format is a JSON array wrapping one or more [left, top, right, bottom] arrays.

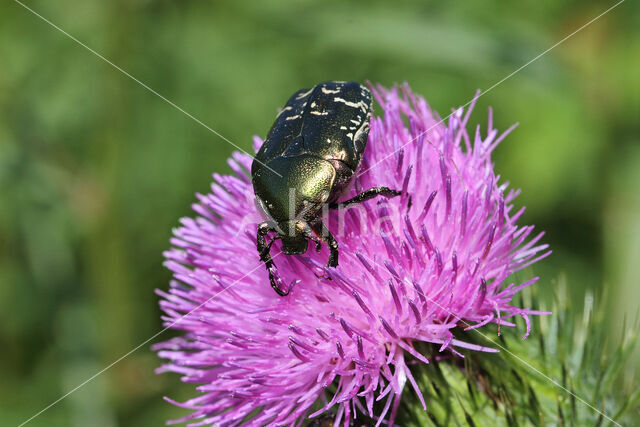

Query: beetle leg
[[312, 221, 339, 267], [257, 222, 274, 261], [301, 223, 323, 252], [257, 222, 289, 296], [329, 186, 401, 209], [308, 236, 322, 252], [267, 266, 289, 296]]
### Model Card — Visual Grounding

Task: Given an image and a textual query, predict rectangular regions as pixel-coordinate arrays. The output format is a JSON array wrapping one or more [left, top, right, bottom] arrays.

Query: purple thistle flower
[[154, 84, 550, 426]]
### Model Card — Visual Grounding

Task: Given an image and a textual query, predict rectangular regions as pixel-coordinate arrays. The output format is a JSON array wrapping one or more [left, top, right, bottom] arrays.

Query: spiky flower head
[[154, 84, 550, 426]]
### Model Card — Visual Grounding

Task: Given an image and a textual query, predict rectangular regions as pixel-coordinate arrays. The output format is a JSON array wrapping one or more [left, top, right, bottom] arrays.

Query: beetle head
[[279, 220, 309, 255]]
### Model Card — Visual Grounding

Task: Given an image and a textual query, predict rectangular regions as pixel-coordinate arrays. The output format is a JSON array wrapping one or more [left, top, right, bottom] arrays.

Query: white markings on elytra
[[285, 115, 300, 121], [333, 97, 361, 108], [275, 105, 292, 118], [340, 126, 348, 130], [321, 87, 341, 94], [296, 88, 313, 99], [333, 96, 368, 113], [310, 111, 329, 116], [352, 113, 370, 146]]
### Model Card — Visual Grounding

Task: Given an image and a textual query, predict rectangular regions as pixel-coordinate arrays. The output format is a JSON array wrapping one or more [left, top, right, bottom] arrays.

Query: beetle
[[251, 81, 401, 295]]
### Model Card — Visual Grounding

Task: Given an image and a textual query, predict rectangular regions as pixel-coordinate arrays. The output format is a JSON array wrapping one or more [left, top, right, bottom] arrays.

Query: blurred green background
[[1, 0, 638, 425]]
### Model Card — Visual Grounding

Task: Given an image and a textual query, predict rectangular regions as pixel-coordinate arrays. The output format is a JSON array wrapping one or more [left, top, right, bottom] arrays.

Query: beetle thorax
[[253, 154, 336, 225]]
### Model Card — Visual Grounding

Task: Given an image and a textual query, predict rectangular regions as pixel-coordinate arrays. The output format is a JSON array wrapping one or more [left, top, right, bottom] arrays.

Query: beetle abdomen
[[253, 81, 372, 174], [299, 81, 372, 171]]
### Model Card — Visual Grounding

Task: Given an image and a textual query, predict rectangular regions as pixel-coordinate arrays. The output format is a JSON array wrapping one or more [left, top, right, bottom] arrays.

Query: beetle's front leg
[[329, 186, 401, 209], [257, 222, 274, 263], [301, 222, 322, 252], [312, 220, 339, 268], [257, 222, 289, 296]]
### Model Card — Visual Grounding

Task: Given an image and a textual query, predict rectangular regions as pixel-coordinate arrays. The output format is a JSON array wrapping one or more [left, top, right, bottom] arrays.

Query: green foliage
[[1, 0, 638, 425], [393, 285, 639, 426]]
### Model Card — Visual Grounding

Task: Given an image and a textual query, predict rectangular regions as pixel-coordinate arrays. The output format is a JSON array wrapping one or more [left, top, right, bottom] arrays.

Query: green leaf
[[392, 284, 640, 426]]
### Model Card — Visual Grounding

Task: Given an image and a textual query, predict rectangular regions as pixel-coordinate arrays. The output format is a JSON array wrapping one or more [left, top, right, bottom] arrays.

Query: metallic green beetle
[[252, 81, 400, 295]]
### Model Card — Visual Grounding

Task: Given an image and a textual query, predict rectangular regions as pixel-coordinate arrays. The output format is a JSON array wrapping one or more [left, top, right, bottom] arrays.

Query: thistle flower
[[154, 84, 550, 426]]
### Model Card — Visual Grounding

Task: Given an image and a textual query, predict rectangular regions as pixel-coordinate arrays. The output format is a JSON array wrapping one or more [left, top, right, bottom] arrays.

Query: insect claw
[[313, 267, 331, 280], [287, 279, 301, 293], [269, 271, 289, 296]]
